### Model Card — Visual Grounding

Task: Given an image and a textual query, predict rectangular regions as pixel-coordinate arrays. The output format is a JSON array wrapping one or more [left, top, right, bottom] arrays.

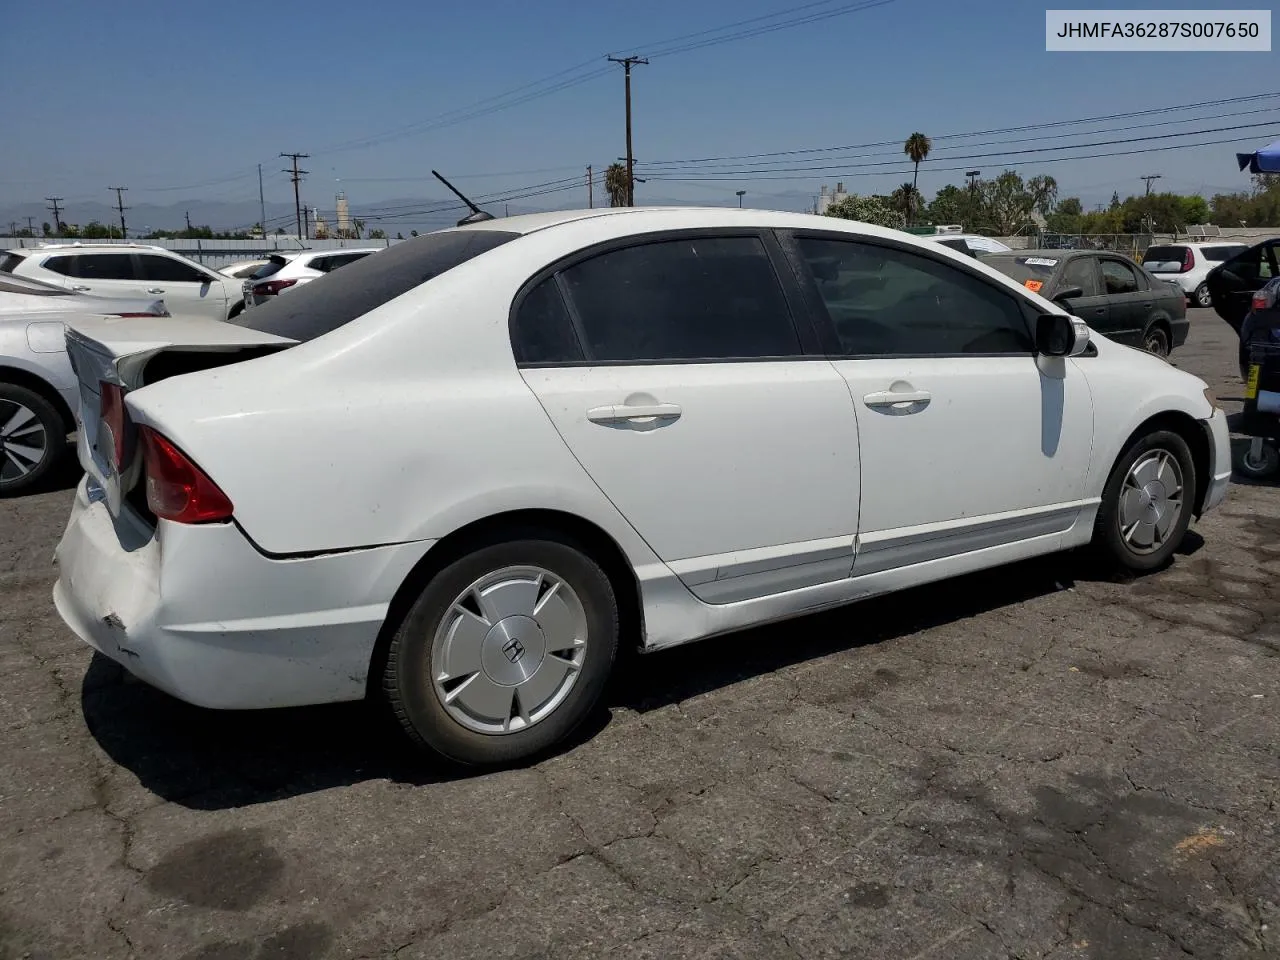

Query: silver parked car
[[0, 285, 168, 495]]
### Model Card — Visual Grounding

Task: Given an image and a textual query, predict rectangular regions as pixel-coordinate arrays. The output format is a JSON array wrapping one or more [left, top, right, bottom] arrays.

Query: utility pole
[[607, 56, 647, 206], [281, 152, 310, 240], [185, 210, 192, 234], [258, 163, 267, 238], [586, 164, 593, 208], [45, 197, 64, 235], [7, 222, 15, 238], [303, 207, 311, 241], [736, 190, 746, 208], [966, 170, 981, 190], [108, 186, 128, 239], [1141, 174, 1162, 196]]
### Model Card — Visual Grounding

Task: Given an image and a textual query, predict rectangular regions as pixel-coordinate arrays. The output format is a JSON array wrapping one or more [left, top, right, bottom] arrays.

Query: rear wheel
[[1094, 429, 1195, 572], [1143, 325, 1170, 358], [382, 535, 619, 766], [0, 383, 66, 496], [1194, 282, 1212, 308]]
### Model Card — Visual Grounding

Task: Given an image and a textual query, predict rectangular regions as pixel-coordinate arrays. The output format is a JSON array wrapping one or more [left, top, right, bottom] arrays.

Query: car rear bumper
[[52, 476, 433, 709], [1202, 409, 1232, 515]]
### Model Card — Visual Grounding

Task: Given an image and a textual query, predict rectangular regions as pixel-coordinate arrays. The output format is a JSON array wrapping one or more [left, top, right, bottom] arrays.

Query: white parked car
[[1, 243, 245, 322], [1141, 242, 1249, 307], [0, 271, 166, 318], [53, 208, 1232, 766], [241, 248, 381, 307]]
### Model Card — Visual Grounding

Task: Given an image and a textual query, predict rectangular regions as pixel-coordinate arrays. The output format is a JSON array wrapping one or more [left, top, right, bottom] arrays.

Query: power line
[[641, 90, 1280, 167]]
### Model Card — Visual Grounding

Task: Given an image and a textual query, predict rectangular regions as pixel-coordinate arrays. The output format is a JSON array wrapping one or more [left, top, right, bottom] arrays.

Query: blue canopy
[[1238, 138, 1280, 174]]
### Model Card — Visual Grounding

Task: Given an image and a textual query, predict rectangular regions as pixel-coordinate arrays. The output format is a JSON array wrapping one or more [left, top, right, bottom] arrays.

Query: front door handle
[[587, 402, 682, 424], [71, 285, 91, 291], [145, 287, 164, 294], [863, 389, 931, 407]]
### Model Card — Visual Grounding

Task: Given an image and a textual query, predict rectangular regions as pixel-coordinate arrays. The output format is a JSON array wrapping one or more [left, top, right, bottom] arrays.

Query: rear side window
[[0, 253, 25, 273], [52, 253, 138, 280], [1060, 257, 1101, 298], [326, 252, 371, 271], [511, 277, 584, 364], [558, 236, 801, 362], [1203, 245, 1246, 262], [232, 229, 519, 342]]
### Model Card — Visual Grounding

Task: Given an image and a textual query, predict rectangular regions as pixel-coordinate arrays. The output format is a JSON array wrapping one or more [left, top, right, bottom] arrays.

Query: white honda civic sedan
[[53, 208, 1232, 766]]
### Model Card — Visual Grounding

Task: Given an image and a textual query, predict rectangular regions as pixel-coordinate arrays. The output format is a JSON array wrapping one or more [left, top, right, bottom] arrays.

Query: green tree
[[889, 182, 923, 220], [395, 232, 404, 240], [976, 171, 1057, 235], [924, 184, 978, 228], [41, 221, 52, 237], [368, 228, 387, 240], [410, 229, 420, 237], [903, 132, 931, 224], [604, 162, 629, 207], [81, 220, 123, 239], [275, 226, 286, 236], [1045, 197, 1083, 234], [824, 194, 906, 230]]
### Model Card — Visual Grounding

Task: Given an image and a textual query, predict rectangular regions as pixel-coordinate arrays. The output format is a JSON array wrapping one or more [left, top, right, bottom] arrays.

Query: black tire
[[381, 534, 619, 766], [1194, 283, 1212, 308], [1094, 429, 1196, 573], [1143, 325, 1170, 358], [0, 383, 67, 497], [1237, 440, 1280, 480]]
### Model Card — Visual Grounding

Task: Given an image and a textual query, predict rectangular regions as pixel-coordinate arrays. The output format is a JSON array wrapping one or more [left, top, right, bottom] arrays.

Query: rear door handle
[[863, 390, 931, 407], [71, 285, 91, 291], [145, 287, 164, 294], [587, 403, 682, 423]]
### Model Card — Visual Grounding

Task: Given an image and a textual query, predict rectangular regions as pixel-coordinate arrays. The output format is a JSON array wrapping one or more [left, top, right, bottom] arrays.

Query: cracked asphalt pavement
[[2, 308, 1278, 960]]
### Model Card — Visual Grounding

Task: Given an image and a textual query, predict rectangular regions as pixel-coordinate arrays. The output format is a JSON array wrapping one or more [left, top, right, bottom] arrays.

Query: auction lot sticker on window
[[1046, 10, 1271, 51]]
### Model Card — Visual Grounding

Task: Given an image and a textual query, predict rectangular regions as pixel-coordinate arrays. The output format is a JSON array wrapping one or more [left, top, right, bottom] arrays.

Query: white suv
[[242, 248, 381, 308], [1141, 242, 1248, 307], [1, 243, 242, 322]]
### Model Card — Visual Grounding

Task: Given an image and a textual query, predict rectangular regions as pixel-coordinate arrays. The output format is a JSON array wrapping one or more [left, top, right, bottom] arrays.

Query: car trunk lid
[[64, 315, 296, 520]]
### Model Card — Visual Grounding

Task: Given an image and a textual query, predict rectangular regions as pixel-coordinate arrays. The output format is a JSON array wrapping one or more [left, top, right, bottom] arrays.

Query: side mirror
[[1036, 313, 1090, 357], [1052, 285, 1083, 304]]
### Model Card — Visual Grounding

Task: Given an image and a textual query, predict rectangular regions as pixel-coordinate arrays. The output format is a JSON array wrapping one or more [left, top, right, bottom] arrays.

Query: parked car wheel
[[1194, 282, 1212, 308], [1143, 325, 1170, 358], [0, 383, 66, 496], [381, 535, 619, 766], [1094, 429, 1195, 572], [1237, 439, 1280, 480]]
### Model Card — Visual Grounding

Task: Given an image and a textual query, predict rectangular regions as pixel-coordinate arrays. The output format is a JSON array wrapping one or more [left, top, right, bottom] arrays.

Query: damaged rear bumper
[[52, 476, 434, 709]]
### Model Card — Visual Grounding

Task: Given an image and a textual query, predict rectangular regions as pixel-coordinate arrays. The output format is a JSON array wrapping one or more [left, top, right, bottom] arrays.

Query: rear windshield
[[934, 237, 977, 257], [249, 256, 290, 281], [1141, 246, 1187, 271], [1203, 244, 1247, 262], [0, 252, 26, 273], [981, 254, 1061, 284], [231, 229, 519, 342]]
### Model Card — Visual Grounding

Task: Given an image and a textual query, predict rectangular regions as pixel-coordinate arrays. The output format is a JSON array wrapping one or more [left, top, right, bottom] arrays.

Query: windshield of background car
[[980, 254, 1060, 293], [230, 229, 520, 342], [1141, 246, 1187, 272], [1203, 244, 1247, 262]]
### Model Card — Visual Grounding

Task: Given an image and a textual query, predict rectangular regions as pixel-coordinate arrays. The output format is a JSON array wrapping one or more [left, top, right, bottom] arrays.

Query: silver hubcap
[[431, 566, 588, 735], [1146, 333, 1167, 356], [1118, 449, 1184, 554], [0, 400, 48, 484], [1197, 286, 1211, 306]]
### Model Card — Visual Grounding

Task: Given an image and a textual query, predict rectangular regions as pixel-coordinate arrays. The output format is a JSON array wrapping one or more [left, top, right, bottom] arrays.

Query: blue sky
[[1, 0, 1274, 229]]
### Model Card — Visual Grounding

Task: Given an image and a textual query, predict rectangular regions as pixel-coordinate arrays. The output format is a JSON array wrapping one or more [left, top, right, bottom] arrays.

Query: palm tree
[[903, 132, 932, 224], [604, 162, 629, 208], [352, 218, 365, 240]]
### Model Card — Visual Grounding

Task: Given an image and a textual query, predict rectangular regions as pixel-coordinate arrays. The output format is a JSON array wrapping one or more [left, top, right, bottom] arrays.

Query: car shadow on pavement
[[78, 546, 1170, 809]]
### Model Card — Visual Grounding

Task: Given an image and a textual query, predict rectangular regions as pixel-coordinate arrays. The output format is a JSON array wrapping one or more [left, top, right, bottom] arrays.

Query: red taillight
[[99, 381, 127, 468], [253, 278, 298, 296], [1255, 292, 1270, 311], [1181, 248, 1194, 273], [139, 426, 233, 524]]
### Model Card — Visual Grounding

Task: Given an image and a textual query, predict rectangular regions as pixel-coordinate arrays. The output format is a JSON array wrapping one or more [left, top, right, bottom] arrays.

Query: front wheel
[[1094, 430, 1196, 572], [1194, 283, 1212, 308], [0, 383, 67, 497], [381, 536, 619, 766], [1143, 325, 1170, 358]]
